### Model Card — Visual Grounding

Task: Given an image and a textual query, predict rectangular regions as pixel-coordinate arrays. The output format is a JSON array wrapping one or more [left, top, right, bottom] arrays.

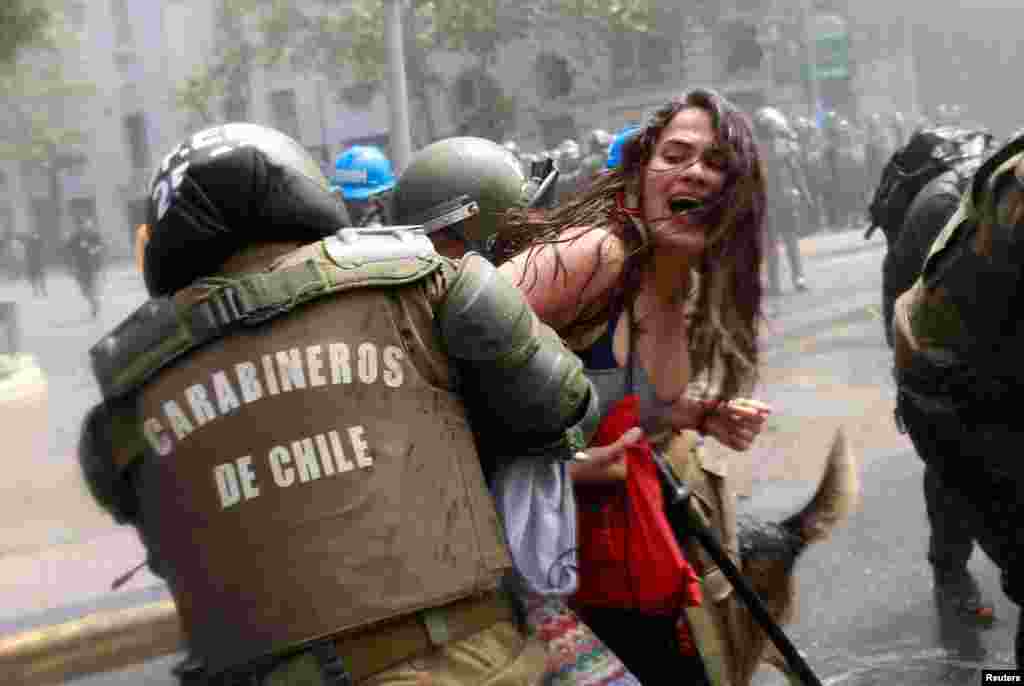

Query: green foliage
[[171, 0, 689, 136], [0, 0, 53, 68], [0, 53, 95, 165]]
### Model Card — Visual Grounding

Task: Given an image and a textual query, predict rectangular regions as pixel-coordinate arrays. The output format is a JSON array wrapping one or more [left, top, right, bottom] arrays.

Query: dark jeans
[[577, 605, 710, 686], [924, 466, 977, 573], [899, 394, 1024, 664]]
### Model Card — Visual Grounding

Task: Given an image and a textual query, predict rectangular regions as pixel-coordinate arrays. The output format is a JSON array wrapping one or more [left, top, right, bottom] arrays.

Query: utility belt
[[183, 591, 516, 686]]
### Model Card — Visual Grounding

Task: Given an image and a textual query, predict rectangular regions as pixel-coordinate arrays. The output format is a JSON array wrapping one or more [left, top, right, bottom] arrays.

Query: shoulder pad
[[323, 226, 436, 268]]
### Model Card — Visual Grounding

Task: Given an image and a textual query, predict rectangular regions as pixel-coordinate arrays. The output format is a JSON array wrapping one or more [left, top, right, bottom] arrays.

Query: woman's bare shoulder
[[500, 225, 625, 282], [498, 224, 626, 328]]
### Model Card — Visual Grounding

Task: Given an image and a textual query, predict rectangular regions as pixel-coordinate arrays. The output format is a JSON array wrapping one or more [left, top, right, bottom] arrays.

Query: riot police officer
[[331, 145, 395, 227], [893, 133, 1024, 666], [79, 124, 617, 686], [754, 106, 812, 295], [880, 126, 999, 622], [576, 129, 613, 194]]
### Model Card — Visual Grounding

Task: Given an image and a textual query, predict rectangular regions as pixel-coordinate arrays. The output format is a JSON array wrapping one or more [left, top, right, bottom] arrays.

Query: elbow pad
[[78, 402, 141, 524], [438, 253, 601, 459]]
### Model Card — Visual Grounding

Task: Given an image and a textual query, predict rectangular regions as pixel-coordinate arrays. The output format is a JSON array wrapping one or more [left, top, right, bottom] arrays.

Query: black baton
[[652, 449, 824, 686]]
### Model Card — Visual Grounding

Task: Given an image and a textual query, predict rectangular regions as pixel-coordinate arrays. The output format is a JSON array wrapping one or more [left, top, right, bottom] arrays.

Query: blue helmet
[[332, 145, 396, 200], [606, 125, 642, 170]]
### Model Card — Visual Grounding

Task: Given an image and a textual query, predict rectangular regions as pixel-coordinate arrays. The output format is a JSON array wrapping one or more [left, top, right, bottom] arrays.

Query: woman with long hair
[[494, 87, 772, 685]]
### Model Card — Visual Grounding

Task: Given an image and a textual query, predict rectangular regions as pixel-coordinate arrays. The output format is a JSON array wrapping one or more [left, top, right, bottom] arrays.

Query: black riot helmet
[[392, 136, 555, 253], [143, 122, 351, 296]]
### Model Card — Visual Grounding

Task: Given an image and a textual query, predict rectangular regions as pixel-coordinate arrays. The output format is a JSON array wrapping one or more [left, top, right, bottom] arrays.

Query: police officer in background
[[331, 145, 395, 227], [575, 129, 613, 194], [64, 217, 105, 318], [755, 107, 812, 295], [78, 123, 623, 685]]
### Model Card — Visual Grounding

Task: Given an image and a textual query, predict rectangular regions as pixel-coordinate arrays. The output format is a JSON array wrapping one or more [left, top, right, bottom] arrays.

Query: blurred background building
[[0, 0, 1018, 259]]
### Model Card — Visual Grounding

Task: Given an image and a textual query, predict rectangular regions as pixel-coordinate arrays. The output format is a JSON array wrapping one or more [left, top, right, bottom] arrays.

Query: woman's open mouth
[[669, 196, 703, 215]]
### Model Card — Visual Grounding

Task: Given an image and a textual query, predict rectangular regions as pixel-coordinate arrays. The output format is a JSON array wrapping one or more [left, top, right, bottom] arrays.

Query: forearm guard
[[437, 253, 601, 461]]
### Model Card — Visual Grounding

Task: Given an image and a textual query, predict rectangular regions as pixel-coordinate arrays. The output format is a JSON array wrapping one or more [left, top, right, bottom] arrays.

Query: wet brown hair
[[496, 87, 766, 401]]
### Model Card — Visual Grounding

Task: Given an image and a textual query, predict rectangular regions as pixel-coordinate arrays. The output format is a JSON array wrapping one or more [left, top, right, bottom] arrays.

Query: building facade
[[1, 0, 934, 261]]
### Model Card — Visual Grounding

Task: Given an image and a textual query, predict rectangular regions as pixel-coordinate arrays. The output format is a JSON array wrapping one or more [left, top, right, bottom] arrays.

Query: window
[[111, 0, 134, 46], [720, 19, 764, 76], [269, 89, 300, 140], [66, 1, 87, 33], [535, 53, 574, 99], [610, 32, 676, 88], [454, 74, 481, 111], [122, 112, 151, 171]]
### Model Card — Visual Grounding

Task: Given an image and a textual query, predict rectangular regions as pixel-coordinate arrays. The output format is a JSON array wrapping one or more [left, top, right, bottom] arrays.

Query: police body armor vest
[[117, 232, 510, 673]]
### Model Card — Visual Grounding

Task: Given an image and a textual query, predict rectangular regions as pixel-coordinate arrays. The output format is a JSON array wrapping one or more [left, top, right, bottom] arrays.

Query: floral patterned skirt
[[524, 593, 642, 686]]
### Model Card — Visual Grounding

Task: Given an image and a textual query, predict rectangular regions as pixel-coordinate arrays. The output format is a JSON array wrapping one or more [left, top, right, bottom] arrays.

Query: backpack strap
[[90, 227, 442, 401]]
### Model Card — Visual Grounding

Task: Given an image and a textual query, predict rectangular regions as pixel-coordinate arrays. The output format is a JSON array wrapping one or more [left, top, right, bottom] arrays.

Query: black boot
[[933, 567, 995, 623]]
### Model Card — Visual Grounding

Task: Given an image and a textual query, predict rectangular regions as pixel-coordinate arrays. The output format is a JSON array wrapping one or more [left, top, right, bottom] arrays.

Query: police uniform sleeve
[[882, 176, 963, 347], [435, 252, 601, 462]]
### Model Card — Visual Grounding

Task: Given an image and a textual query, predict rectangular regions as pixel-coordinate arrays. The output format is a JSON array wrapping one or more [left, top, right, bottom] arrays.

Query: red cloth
[[572, 394, 703, 614]]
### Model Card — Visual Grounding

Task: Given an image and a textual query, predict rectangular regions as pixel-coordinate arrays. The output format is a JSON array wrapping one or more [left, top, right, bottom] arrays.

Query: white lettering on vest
[[276, 348, 307, 392], [307, 345, 326, 387], [329, 430, 355, 473], [314, 433, 335, 476], [329, 342, 352, 384], [214, 457, 261, 509], [237, 456, 260, 501], [356, 343, 378, 384], [185, 383, 217, 426], [143, 417, 172, 457], [163, 400, 195, 440], [214, 462, 241, 509], [151, 340, 408, 445], [268, 445, 295, 487], [261, 354, 281, 396], [235, 362, 263, 403], [211, 371, 241, 414], [382, 345, 405, 388], [349, 425, 372, 467], [292, 437, 321, 483], [207, 423, 378, 513]]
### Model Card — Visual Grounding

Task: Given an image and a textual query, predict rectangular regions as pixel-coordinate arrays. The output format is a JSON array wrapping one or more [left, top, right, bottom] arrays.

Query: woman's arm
[[497, 226, 626, 332], [668, 395, 772, 452]]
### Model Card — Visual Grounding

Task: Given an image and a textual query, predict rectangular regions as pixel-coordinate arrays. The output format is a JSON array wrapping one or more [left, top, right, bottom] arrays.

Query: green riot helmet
[[392, 136, 538, 252]]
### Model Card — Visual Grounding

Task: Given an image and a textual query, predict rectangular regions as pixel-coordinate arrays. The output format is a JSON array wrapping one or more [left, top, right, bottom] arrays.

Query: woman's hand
[[569, 427, 644, 483], [697, 398, 772, 452]]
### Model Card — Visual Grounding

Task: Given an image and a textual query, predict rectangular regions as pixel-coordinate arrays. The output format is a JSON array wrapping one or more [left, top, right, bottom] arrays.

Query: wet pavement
[[748, 445, 1017, 685]]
